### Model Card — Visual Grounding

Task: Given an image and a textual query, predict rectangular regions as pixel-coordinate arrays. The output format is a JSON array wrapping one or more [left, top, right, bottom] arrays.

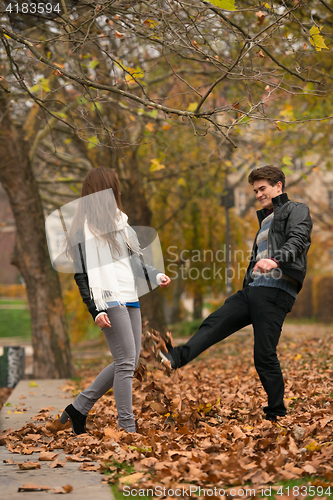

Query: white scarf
[[84, 210, 142, 311]]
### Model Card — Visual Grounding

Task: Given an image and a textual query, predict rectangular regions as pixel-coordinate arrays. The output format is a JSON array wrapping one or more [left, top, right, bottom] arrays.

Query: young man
[[161, 165, 312, 422]]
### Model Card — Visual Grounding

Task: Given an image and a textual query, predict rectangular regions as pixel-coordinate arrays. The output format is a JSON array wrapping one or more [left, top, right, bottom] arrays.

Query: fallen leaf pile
[[1, 324, 333, 496]]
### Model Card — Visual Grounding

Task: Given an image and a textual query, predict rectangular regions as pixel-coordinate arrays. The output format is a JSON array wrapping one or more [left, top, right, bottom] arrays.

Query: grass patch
[[110, 483, 152, 500], [168, 319, 202, 338], [102, 460, 152, 500], [0, 299, 27, 305], [0, 309, 31, 338], [85, 321, 105, 340]]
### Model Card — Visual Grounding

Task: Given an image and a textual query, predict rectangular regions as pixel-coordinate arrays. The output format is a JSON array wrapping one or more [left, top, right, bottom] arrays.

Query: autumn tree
[[0, 90, 74, 378]]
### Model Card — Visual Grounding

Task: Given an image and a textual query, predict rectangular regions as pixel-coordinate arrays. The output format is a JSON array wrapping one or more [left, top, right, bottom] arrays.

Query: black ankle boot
[[265, 413, 278, 423], [59, 404, 87, 435]]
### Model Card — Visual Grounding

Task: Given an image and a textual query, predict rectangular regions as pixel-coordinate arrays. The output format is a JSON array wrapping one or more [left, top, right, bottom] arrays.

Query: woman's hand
[[158, 274, 171, 288], [95, 313, 111, 329]]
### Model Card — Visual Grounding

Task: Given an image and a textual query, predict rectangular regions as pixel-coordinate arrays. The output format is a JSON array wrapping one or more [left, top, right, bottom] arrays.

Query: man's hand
[[159, 274, 171, 288], [95, 313, 111, 329], [253, 259, 278, 273]]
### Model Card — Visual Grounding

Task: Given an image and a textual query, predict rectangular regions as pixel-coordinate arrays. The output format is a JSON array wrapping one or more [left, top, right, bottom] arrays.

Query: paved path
[[0, 380, 114, 499]]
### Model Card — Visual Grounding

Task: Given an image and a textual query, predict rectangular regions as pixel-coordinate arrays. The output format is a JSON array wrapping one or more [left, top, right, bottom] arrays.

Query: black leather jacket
[[243, 193, 312, 293], [73, 229, 160, 320]]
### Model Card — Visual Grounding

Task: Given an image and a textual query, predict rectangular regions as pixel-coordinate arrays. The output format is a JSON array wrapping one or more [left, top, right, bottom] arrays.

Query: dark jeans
[[170, 286, 295, 417]]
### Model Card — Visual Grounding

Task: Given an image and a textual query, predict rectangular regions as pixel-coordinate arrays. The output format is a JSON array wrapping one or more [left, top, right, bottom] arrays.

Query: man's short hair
[[248, 165, 285, 191]]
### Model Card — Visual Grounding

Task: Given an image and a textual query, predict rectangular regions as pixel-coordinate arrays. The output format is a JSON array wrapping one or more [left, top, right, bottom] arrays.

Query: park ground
[[1, 298, 333, 498]]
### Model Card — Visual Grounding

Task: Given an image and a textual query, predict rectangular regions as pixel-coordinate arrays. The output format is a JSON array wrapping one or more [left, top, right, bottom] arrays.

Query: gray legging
[[72, 305, 142, 433]]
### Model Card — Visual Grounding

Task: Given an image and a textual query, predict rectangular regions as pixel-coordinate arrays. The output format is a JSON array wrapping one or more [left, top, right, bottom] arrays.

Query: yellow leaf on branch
[[309, 26, 328, 52], [150, 159, 165, 172]]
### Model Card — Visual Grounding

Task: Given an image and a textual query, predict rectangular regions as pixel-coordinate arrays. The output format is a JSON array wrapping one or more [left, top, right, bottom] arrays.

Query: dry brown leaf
[[319, 415, 333, 427], [303, 463, 317, 474], [46, 419, 70, 432], [18, 462, 41, 470], [21, 447, 34, 455], [78, 463, 100, 472], [288, 436, 299, 455], [49, 457, 67, 469], [114, 31, 125, 39], [18, 484, 52, 492], [62, 484, 73, 493], [149, 401, 166, 415], [104, 428, 123, 440], [39, 451, 59, 461], [284, 463, 302, 475], [256, 11, 266, 24], [232, 425, 246, 440], [65, 454, 92, 462], [119, 472, 145, 485], [23, 433, 41, 442]]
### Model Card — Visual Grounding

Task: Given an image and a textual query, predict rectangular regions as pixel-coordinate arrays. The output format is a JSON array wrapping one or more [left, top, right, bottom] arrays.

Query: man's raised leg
[[169, 287, 252, 368]]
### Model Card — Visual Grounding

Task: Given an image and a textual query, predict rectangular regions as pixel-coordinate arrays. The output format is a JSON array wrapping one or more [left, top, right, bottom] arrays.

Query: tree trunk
[[0, 91, 74, 378], [166, 266, 184, 324], [193, 293, 203, 320]]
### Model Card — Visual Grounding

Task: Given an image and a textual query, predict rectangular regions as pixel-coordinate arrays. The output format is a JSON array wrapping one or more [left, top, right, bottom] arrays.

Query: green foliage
[[103, 460, 153, 500], [150, 158, 165, 171], [208, 0, 236, 11], [69, 184, 80, 194], [87, 135, 99, 149], [0, 309, 31, 339], [282, 156, 292, 166], [0, 299, 26, 305], [53, 111, 67, 119], [169, 319, 203, 338], [309, 26, 329, 52], [187, 102, 198, 112]]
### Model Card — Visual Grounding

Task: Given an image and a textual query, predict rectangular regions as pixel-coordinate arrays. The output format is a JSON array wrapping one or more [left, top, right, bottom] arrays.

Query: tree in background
[[0, 91, 74, 378]]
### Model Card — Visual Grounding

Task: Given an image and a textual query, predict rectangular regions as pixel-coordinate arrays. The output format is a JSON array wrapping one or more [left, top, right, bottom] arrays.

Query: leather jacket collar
[[256, 192, 289, 225]]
